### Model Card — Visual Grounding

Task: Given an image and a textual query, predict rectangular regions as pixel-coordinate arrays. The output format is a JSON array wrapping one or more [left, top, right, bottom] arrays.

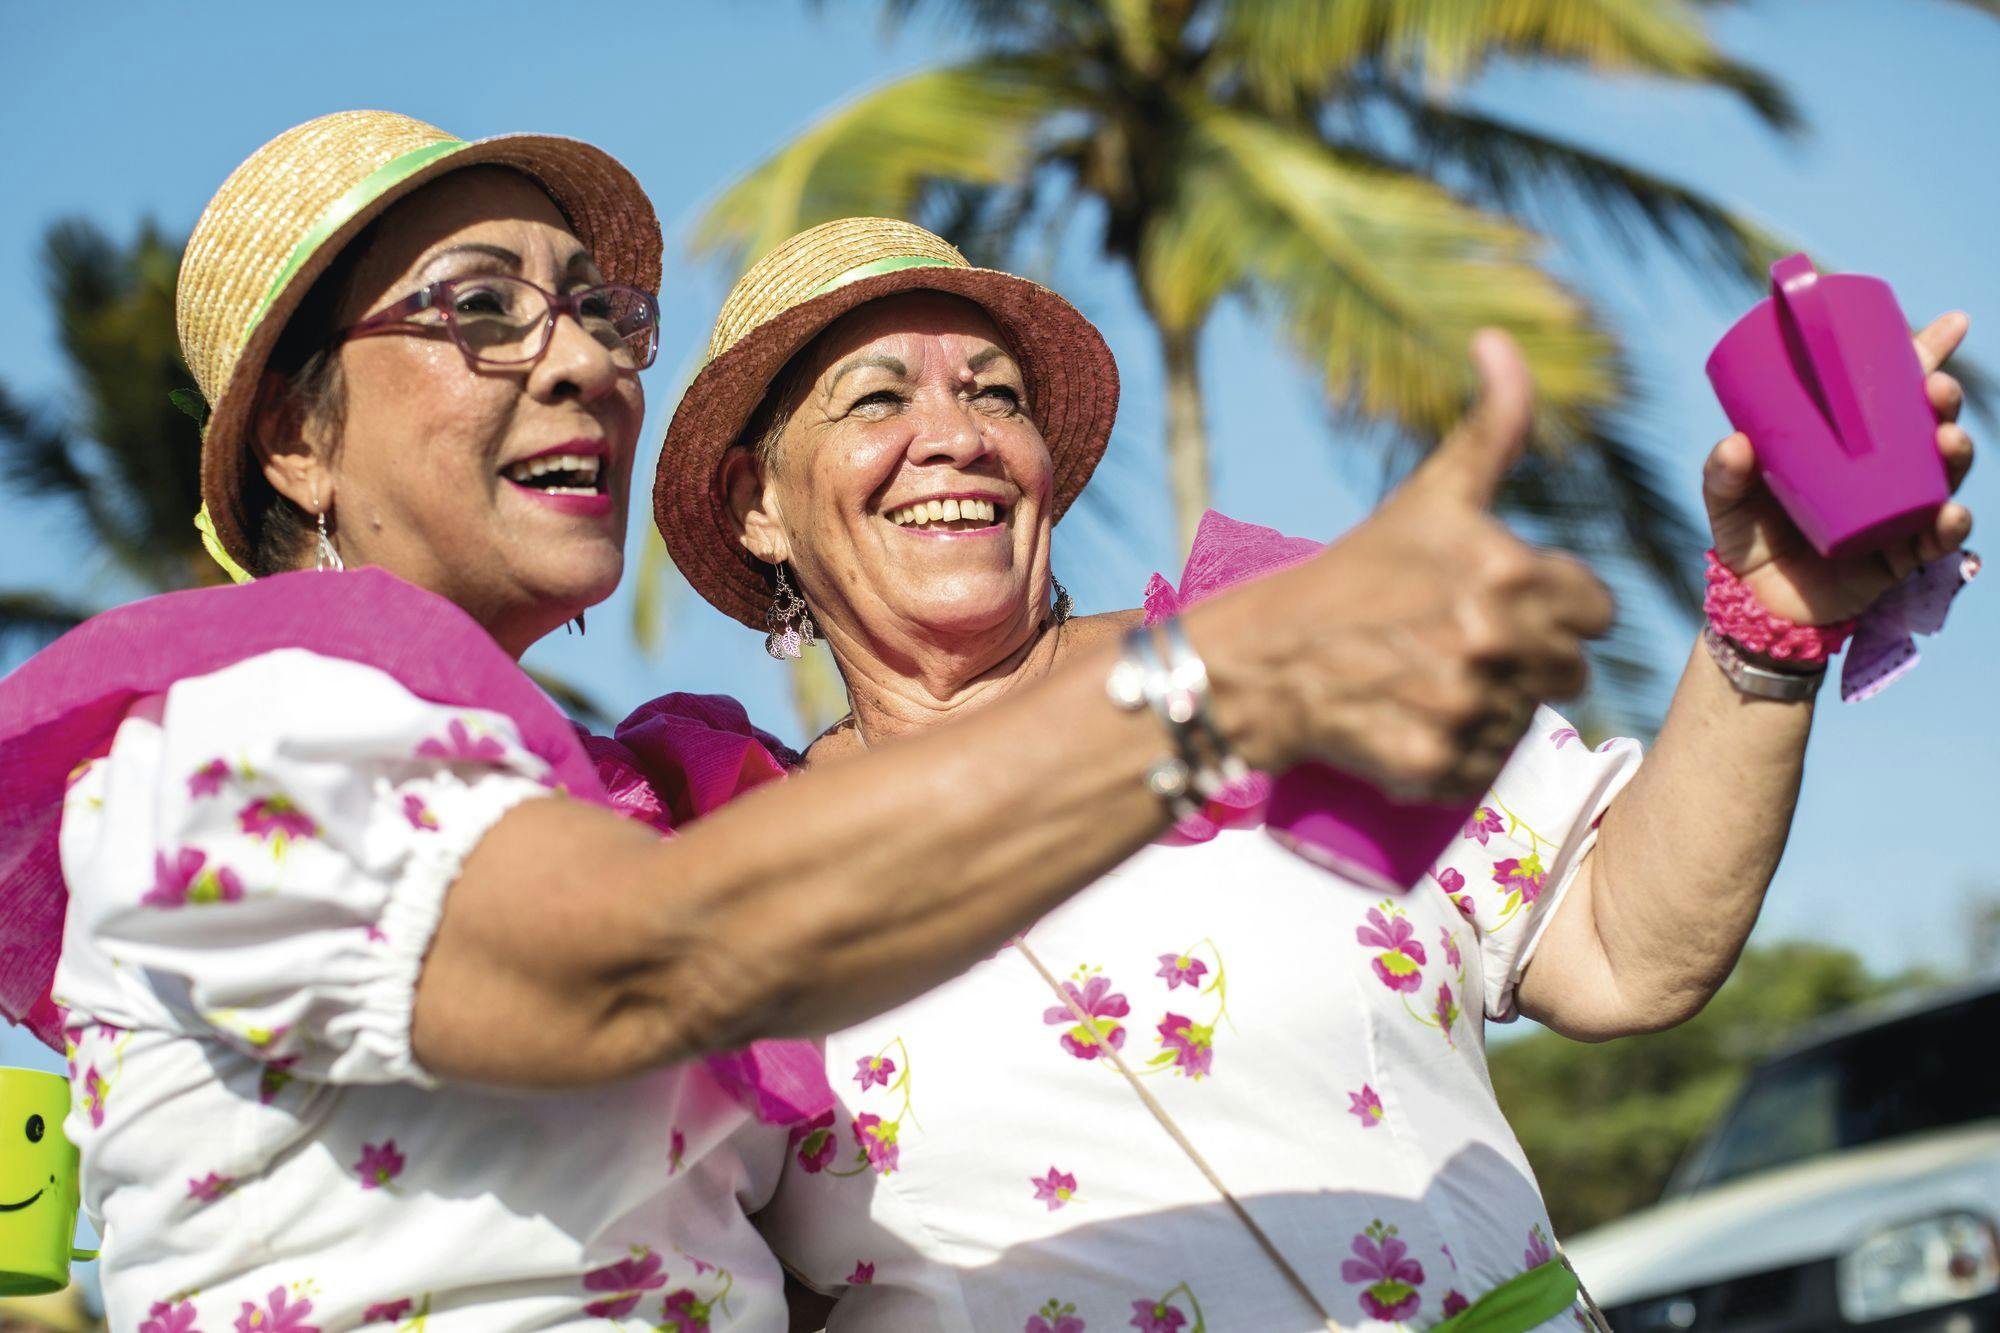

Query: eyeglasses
[[340, 275, 661, 371]]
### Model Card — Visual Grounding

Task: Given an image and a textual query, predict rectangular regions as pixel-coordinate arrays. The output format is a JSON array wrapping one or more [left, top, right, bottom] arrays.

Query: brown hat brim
[[198, 133, 662, 569], [655, 264, 1119, 629]]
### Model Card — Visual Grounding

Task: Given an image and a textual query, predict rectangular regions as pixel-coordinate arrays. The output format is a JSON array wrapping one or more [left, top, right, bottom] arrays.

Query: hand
[[1706, 312, 1978, 627], [1201, 331, 1615, 801]]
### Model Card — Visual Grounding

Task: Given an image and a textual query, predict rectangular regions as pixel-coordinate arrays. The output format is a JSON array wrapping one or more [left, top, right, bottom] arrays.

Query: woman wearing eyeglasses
[[0, 113, 1620, 1328]]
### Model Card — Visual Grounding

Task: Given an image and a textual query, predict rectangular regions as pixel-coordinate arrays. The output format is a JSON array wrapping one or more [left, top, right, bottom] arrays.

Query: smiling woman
[[0, 114, 1639, 1330]]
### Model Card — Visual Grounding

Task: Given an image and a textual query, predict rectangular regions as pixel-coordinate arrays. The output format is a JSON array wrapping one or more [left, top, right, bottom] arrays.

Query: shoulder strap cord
[[1015, 936, 1347, 1333], [1020, 935, 1617, 1333]]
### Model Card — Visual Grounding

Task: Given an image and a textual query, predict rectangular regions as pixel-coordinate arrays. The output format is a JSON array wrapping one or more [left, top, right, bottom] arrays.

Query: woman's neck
[[814, 609, 1141, 760]]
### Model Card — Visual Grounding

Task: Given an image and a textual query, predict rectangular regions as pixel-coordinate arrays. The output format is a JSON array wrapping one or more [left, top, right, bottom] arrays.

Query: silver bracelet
[[1106, 619, 1242, 819], [1152, 618, 1248, 794], [1702, 625, 1825, 701]]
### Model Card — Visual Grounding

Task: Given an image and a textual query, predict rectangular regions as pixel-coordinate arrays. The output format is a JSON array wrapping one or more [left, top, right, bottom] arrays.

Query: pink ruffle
[[1143, 510, 1322, 842]]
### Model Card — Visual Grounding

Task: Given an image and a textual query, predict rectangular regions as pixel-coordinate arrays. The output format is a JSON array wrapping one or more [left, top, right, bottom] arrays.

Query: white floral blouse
[[756, 708, 1642, 1333], [53, 649, 788, 1332]]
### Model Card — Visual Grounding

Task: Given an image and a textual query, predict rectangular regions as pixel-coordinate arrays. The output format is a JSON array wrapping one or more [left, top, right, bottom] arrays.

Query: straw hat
[[655, 217, 1118, 629], [177, 110, 661, 573]]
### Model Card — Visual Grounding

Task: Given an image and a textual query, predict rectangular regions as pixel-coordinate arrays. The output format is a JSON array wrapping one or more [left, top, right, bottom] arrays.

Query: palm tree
[[0, 218, 212, 663], [693, 0, 1992, 734], [0, 220, 614, 728]]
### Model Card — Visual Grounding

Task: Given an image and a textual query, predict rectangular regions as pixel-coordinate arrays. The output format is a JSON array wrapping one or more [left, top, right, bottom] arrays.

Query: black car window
[[1685, 988, 2000, 1191]]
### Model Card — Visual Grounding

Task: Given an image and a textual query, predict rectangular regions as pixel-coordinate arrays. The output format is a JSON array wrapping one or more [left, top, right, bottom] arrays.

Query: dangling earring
[[314, 506, 344, 573], [566, 611, 587, 636], [764, 564, 817, 661], [1050, 574, 1073, 626]]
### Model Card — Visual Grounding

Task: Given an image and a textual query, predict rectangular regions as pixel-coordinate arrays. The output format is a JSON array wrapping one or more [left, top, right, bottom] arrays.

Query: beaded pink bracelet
[[1703, 550, 1857, 664]]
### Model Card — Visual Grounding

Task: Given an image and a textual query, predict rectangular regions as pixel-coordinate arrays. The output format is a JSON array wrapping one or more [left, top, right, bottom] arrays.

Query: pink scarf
[[0, 568, 831, 1125]]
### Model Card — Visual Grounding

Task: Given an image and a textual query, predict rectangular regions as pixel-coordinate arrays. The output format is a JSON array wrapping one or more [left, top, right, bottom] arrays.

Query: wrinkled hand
[[1707, 312, 1978, 628], [1208, 331, 1615, 801]]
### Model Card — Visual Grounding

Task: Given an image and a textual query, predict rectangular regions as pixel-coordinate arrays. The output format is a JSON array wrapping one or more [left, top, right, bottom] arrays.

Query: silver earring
[[765, 564, 817, 661], [314, 508, 344, 572], [1050, 575, 1073, 626]]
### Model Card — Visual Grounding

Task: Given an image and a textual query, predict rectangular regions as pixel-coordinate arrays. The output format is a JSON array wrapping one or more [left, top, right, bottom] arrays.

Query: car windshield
[[1681, 987, 2000, 1193]]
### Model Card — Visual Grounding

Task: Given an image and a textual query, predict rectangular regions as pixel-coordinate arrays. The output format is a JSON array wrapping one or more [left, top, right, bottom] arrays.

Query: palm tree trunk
[[1159, 322, 1211, 557]]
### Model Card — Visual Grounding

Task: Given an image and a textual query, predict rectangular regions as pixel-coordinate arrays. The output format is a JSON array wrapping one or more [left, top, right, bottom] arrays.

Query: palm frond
[[1387, 95, 1792, 291], [630, 527, 688, 657], [31, 218, 206, 588], [523, 666, 615, 734], [1145, 106, 1622, 441], [0, 590, 92, 667], [692, 57, 1081, 272], [1215, 0, 1798, 129]]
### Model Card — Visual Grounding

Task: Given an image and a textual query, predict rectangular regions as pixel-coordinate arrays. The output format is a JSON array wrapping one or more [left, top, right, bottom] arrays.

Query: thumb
[[1401, 329, 1533, 510]]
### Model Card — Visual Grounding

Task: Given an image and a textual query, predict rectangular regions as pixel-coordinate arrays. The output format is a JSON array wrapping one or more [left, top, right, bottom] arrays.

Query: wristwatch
[[1702, 625, 1825, 701]]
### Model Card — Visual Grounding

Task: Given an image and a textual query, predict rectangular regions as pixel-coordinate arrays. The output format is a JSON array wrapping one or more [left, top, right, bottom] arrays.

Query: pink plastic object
[[1266, 766, 1474, 894], [1706, 254, 1948, 558]]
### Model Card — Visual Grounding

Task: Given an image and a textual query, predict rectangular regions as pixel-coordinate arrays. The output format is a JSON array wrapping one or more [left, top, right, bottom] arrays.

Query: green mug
[[0, 1068, 96, 1296]]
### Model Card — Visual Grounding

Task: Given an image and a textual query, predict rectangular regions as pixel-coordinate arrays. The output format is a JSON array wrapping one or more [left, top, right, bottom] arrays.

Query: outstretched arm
[[1518, 314, 1978, 1040], [413, 333, 1617, 1086]]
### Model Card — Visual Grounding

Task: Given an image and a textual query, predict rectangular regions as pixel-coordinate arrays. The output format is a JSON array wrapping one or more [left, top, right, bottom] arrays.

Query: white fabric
[[756, 707, 1642, 1332], [54, 650, 788, 1332]]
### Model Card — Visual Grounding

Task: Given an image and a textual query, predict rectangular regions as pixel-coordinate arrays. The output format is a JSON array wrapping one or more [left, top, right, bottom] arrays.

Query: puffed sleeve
[[1431, 708, 1644, 1022], [57, 648, 557, 1087]]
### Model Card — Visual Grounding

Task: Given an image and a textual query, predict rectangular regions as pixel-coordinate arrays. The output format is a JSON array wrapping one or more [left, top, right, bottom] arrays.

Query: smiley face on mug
[[0, 1069, 85, 1296]]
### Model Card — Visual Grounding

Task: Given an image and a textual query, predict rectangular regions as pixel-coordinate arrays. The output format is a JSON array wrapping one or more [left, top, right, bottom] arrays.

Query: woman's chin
[[893, 585, 1038, 642]]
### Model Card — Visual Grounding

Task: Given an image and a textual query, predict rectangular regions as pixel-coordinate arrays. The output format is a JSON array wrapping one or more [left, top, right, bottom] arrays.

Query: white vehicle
[[1565, 979, 2000, 1332]]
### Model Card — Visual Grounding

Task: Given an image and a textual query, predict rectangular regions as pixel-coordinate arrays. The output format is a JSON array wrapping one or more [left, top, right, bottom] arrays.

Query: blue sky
[[2, 0, 1996, 1102]]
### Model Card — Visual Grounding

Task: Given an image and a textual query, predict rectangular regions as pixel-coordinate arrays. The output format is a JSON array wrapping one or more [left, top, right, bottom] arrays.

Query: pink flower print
[[1464, 806, 1504, 845], [854, 1053, 897, 1090], [1526, 1222, 1554, 1270], [659, 1289, 713, 1333], [1493, 853, 1548, 907], [187, 1171, 235, 1202], [1433, 866, 1464, 894], [1440, 928, 1463, 972], [1356, 907, 1427, 993], [1550, 726, 1580, 749], [361, 1300, 412, 1324], [239, 795, 316, 844], [1155, 952, 1209, 990], [401, 794, 439, 832], [145, 848, 244, 908], [140, 1302, 200, 1333], [81, 1064, 107, 1128], [1128, 1299, 1188, 1332], [258, 1056, 298, 1105], [583, 1248, 667, 1318], [1443, 1290, 1470, 1316], [1348, 1085, 1384, 1128], [1434, 981, 1461, 1038], [232, 1286, 318, 1333], [188, 758, 231, 799], [354, 1139, 405, 1190], [853, 1112, 900, 1174], [669, 1127, 686, 1175], [1027, 1297, 1086, 1333], [1042, 975, 1129, 1060], [847, 1262, 876, 1285], [418, 718, 508, 764], [1155, 1014, 1215, 1080], [788, 1109, 836, 1173], [1342, 1221, 1425, 1321], [1032, 1166, 1079, 1210]]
